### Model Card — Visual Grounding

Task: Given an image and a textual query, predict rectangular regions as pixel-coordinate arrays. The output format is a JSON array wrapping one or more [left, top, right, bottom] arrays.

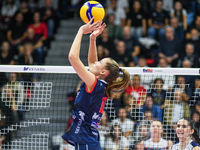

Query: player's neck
[[151, 136, 161, 143], [179, 138, 191, 149]]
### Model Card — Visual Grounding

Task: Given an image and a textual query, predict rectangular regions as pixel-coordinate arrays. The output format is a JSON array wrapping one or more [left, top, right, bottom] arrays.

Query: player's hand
[[79, 18, 100, 35], [90, 22, 106, 40]]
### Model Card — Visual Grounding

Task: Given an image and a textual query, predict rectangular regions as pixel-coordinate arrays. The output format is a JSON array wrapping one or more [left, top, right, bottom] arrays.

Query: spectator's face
[[185, 44, 194, 55], [9, 73, 17, 82], [27, 28, 35, 39], [155, 79, 163, 89], [177, 77, 185, 84], [33, 12, 40, 23], [159, 58, 167, 67], [150, 121, 163, 136], [116, 41, 125, 54], [101, 28, 108, 38], [132, 76, 140, 86], [123, 26, 131, 37], [45, 0, 52, 7], [183, 60, 191, 68], [138, 58, 146, 67], [165, 28, 174, 39], [144, 112, 152, 120], [192, 113, 200, 123], [171, 18, 179, 28], [145, 97, 153, 108], [133, 1, 141, 10], [191, 29, 199, 39], [156, 1, 162, 9], [6, 88, 13, 98], [108, 15, 115, 24], [139, 126, 148, 137], [195, 16, 200, 27], [21, 2, 27, 9], [195, 79, 200, 88], [16, 13, 23, 22], [2, 42, 9, 52], [118, 108, 127, 120], [176, 119, 193, 140], [175, 2, 182, 11], [7, 0, 12, 3], [174, 91, 182, 102]]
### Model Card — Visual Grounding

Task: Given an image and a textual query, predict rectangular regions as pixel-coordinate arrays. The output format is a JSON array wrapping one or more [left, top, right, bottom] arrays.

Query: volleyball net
[[0, 65, 199, 150]]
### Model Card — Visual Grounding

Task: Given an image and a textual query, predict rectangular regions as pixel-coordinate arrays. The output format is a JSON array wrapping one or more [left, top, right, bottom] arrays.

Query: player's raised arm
[[88, 22, 106, 68], [68, 19, 100, 90]]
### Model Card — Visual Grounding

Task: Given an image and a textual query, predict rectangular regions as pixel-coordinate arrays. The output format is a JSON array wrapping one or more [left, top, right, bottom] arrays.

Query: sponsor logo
[[23, 67, 45, 71], [143, 69, 153, 72]]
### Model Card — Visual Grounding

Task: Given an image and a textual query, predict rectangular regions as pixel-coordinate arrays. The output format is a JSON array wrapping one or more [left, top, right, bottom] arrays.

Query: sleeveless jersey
[[62, 78, 108, 146], [171, 140, 200, 150], [144, 138, 168, 150]]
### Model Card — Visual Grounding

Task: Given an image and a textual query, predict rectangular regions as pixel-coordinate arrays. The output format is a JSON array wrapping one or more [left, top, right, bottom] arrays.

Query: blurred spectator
[[0, 0, 18, 28], [140, 96, 163, 121], [191, 78, 200, 105], [135, 56, 148, 67], [139, 121, 173, 149], [7, 12, 27, 54], [120, 26, 140, 63], [127, 0, 147, 39], [97, 45, 107, 61], [195, 101, 200, 115], [19, 28, 43, 64], [111, 107, 134, 138], [158, 26, 180, 67], [106, 0, 129, 13], [14, 0, 33, 25], [106, 14, 123, 41], [147, 0, 169, 40], [66, 88, 76, 112], [0, 87, 19, 142], [163, 90, 190, 126], [96, 28, 115, 56], [105, 124, 129, 150], [182, 60, 192, 68], [148, 78, 167, 108], [125, 74, 146, 107], [110, 40, 135, 67], [170, 17, 184, 42], [186, 15, 200, 39], [123, 94, 134, 120], [106, 0, 126, 26], [98, 111, 111, 149], [18, 43, 34, 65], [2, 73, 24, 120], [191, 111, 200, 133], [39, 0, 60, 39], [170, 1, 187, 30], [0, 41, 14, 65], [173, 76, 192, 102], [157, 57, 170, 68], [177, 43, 199, 68], [182, 28, 200, 57], [28, 12, 48, 42]]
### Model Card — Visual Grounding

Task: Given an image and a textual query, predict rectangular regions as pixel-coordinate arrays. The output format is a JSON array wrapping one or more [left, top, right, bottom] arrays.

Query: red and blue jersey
[[62, 77, 108, 146]]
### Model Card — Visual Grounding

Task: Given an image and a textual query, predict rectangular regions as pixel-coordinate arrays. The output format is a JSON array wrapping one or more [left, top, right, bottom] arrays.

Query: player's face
[[90, 58, 110, 77], [176, 119, 194, 140], [150, 121, 163, 136]]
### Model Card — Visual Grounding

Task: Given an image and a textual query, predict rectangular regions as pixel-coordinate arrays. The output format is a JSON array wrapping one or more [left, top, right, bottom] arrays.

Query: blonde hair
[[104, 58, 130, 99]]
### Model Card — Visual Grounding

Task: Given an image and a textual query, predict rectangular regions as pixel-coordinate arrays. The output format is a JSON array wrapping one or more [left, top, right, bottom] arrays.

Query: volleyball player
[[171, 118, 200, 150], [138, 120, 173, 149], [62, 18, 130, 150]]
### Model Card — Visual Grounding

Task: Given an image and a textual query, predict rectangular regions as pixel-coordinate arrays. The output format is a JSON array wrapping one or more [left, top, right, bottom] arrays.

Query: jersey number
[[99, 97, 107, 114]]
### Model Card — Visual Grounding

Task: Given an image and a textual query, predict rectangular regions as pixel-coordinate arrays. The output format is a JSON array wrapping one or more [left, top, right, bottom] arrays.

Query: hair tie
[[119, 68, 122, 72]]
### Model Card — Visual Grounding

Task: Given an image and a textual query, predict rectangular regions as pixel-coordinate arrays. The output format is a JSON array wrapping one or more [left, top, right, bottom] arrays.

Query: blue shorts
[[74, 142, 101, 150]]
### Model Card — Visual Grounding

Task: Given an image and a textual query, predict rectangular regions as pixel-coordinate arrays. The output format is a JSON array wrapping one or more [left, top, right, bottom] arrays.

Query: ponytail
[[104, 58, 130, 99]]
